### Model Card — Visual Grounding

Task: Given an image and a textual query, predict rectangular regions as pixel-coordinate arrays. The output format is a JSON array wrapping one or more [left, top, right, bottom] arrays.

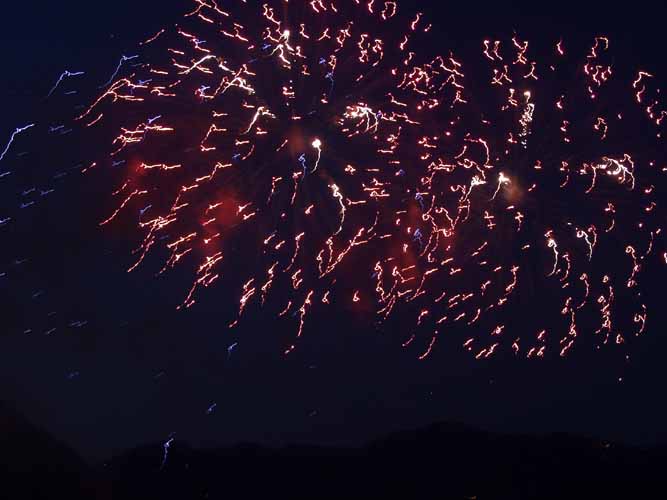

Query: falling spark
[[0, 124, 35, 163]]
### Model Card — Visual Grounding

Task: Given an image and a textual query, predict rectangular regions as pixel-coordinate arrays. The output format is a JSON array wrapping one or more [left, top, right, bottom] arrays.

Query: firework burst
[[70, 0, 665, 360]]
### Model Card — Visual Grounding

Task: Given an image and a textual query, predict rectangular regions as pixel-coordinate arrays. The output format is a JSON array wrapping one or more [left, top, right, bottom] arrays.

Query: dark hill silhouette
[[0, 401, 108, 499], [1, 401, 665, 499]]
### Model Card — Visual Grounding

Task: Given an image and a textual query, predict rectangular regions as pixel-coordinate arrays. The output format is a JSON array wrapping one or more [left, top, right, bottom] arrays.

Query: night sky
[[1, 0, 666, 462]]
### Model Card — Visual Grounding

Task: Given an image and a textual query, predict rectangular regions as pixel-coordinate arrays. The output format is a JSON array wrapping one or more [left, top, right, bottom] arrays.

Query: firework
[[69, 0, 664, 360]]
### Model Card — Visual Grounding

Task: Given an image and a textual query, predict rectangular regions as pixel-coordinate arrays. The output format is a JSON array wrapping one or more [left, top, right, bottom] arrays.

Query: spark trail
[[0, 124, 35, 163], [47, 70, 85, 97]]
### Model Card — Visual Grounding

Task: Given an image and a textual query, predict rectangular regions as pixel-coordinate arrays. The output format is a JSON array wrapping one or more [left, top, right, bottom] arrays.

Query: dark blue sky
[[1, 1, 666, 461]]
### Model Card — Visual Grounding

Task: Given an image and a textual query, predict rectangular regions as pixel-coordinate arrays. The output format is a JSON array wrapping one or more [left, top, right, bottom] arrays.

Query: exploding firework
[[54, 0, 665, 360]]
